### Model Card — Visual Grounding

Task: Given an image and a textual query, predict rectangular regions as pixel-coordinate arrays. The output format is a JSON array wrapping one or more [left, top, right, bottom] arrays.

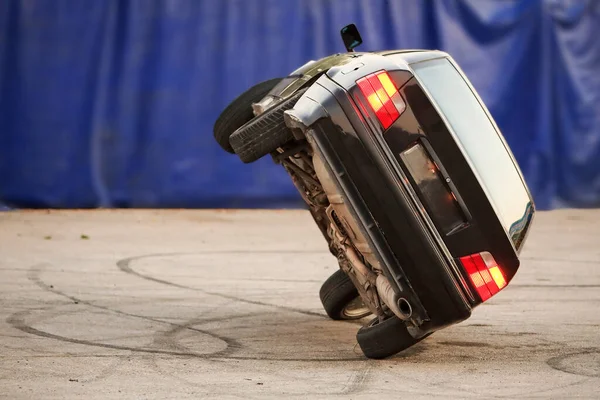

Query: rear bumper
[[288, 78, 473, 336]]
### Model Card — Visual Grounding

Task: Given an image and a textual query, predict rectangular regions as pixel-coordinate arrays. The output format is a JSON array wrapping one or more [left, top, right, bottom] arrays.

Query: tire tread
[[213, 78, 281, 153], [229, 89, 306, 163]]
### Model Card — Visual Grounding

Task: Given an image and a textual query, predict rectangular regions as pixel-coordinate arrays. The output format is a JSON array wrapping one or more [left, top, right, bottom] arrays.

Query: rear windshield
[[411, 58, 532, 249]]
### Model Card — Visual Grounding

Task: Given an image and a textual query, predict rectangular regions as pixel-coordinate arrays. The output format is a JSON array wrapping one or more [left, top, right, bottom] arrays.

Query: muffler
[[376, 274, 412, 320]]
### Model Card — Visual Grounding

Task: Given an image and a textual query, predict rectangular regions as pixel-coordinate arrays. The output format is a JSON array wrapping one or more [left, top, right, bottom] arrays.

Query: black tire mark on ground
[[495, 376, 592, 398], [153, 315, 233, 356], [29, 264, 249, 340], [116, 252, 330, 319], [9, 305, 332, 362], [547, 349, 600, 378], [434, 329, 567, 355], [7, 308, 208, 358], [501, 331, 538, 336], [18, 264, 364, 362], [438, 341, 490, 348], [25, 264, 242, 358], [7, 307, 363, 362], [217, 277, 323, 283], [0, 354, 137, 359]]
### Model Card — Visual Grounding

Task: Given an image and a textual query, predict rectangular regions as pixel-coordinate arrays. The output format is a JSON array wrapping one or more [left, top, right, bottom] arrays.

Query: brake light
[[356, 71, 406, 130], [459, 252, 507, 302]]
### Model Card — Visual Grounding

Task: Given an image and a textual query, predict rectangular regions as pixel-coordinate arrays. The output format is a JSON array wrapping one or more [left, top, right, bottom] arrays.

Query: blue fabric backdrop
[[0, 0, 599, 209]]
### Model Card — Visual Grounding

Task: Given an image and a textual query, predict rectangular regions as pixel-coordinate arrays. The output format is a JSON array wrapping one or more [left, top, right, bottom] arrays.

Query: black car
[[214, 25, 535, 359]]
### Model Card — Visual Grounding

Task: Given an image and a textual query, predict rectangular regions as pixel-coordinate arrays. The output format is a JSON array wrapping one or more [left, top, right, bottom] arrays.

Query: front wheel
[[229, 89, 307, 163], [213, 78, 282, 153]]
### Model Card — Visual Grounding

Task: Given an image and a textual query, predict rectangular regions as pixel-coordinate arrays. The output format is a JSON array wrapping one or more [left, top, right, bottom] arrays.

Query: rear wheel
[[356, 315, 425, 359], [213, 78, 282, 153], [229, 89, 307, 163], [319, 269, 371, 320]]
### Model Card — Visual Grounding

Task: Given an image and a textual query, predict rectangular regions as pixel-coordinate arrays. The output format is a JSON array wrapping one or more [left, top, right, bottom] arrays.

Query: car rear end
[[286, 50, 535, 337]]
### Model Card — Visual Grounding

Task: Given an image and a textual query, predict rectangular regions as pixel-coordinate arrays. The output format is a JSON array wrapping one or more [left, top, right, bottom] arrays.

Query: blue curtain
[[0, 0, 599, 209]]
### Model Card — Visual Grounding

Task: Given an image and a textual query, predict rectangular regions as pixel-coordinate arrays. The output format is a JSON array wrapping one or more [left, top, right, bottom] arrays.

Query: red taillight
[[356, 71, 406, 130], [459, 252, 507, 302]]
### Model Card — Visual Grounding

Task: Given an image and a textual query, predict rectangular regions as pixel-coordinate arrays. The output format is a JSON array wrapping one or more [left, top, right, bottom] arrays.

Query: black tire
[[229, 89, 307, 163], [319, 269, 371, 320], [356, 315, 424, 359], [213, 78, 282, 153]]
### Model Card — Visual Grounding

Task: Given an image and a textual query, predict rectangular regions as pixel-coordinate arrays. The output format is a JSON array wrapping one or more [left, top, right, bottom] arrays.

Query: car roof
[[376, 49, 449, 67]]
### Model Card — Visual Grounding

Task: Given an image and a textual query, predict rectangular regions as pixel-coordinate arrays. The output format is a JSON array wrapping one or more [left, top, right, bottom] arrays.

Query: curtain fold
[[0, 0, 598, 208]]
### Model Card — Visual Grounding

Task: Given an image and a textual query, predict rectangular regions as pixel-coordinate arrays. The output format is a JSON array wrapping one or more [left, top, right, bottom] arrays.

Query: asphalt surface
[[1, 209, 599, 399]]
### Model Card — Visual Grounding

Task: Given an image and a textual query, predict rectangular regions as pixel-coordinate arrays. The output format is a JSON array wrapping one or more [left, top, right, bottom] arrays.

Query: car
[[214, 24, 535, 359]]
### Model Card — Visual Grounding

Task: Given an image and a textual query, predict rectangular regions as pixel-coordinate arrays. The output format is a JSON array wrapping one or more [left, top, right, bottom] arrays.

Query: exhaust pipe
[[376, 274, 412, 320]]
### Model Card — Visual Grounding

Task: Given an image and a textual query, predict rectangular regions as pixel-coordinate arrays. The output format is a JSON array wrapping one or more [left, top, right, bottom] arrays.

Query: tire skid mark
[[3, 306, 86, 357], [29, 263, 253, 333], [0, 354, 136, 359], [547, 349, 600, 378], [18, 263, 364, 363], [6, 307, 361, 363], [24, 264, 242, 358], [152, 315, 230, 356], [496, 377, 593, 398], [7, 308, 206, 358], [116, 252, 328, 318]]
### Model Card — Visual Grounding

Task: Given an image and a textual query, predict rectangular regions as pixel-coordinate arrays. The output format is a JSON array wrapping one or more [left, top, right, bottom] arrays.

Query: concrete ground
[[0, 209, 599, 399]]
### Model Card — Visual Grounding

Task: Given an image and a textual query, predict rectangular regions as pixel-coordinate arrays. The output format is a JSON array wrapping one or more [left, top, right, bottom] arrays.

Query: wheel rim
[[341, 296, 371, 319]]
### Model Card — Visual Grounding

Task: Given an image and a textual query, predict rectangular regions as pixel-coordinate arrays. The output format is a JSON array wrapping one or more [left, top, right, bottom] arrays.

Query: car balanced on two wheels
[[214, 25, 535, 359]]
